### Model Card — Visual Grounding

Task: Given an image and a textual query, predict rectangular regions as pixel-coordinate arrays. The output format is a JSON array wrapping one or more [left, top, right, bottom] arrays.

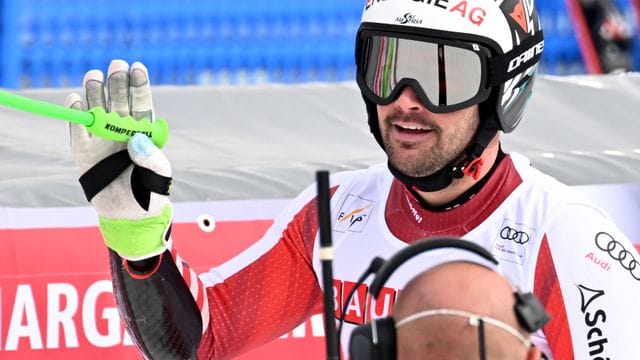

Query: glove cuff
[[99, 204, 173, 261]]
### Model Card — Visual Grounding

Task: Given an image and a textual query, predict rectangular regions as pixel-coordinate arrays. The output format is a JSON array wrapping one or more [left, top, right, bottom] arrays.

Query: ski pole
[[0, 90, 169, 148], [316, 170, 340, 360]]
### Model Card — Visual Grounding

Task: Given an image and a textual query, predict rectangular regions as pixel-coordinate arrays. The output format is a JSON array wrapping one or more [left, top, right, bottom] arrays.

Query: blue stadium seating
[[0, 0, 638, 88]]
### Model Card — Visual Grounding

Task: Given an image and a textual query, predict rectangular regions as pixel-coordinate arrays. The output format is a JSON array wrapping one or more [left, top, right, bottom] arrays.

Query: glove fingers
[[66, 92, 91, 144], [107, 59, 131, 117], [65, 92, 86, 111], [128, 133, 172, 178], [83, 70, 106, 110], [130, 62, 155, 122]]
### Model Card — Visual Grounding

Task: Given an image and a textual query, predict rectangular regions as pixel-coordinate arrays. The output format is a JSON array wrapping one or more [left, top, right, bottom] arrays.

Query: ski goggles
[[356, 28, 494, 113]]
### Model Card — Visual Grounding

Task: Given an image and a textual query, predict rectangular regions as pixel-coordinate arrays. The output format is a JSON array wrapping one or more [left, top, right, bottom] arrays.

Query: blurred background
[[0, 0, 639, 89]]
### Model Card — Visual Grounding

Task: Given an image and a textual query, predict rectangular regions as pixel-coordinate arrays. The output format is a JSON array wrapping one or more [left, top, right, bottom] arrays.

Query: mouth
[[391, 122, 436, 144], [394, 123, 433, 133]]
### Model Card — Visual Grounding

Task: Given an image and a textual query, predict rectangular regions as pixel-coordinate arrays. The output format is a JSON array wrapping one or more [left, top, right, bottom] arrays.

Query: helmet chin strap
[[387, 119, 498, 193]]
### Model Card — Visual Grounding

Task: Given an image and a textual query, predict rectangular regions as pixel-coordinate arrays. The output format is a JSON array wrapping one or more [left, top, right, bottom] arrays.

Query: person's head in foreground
[[393, 262, 542, 360]]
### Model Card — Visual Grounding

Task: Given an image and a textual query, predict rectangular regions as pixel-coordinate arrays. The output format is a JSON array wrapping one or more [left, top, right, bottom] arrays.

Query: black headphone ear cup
[[349, 323, 375, 360], [374, 317, 397, 360], [349, 317, 396, 360], [348, 318, 397, 360], [514, 292, 551, 333]]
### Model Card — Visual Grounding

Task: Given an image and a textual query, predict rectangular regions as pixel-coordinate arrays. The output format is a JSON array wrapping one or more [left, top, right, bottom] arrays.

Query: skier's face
[[377, 86, 480, 178]]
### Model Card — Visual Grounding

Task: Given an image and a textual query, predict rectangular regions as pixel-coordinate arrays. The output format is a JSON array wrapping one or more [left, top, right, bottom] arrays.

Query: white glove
[[67, 59, 173, 261]]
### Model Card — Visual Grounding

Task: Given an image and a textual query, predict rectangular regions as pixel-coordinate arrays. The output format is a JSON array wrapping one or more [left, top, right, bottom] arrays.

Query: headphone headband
[[369, 238, 498, 298]]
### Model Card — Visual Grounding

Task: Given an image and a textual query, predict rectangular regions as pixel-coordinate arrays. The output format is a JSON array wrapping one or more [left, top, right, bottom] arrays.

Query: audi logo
[[500, 226, 530, 244], [595, 232, 640, 281]]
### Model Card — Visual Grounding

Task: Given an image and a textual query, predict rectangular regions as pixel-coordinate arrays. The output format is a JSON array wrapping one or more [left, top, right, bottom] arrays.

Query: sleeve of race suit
[[109, 183, 328, 360], [532, 202, 640, 359]]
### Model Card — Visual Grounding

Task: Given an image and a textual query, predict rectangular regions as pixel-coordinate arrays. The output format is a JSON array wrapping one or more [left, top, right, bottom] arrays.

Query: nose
[[394, 86, 426, 113]]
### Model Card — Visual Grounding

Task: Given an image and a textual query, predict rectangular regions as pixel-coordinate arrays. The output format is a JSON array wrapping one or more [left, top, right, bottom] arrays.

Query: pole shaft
[[317, 170, 340, 360], [0, 90, 94, 125]]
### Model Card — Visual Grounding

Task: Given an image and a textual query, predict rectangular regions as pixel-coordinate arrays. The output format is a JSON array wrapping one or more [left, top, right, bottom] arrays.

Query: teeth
[[397, 124, 429, 130]]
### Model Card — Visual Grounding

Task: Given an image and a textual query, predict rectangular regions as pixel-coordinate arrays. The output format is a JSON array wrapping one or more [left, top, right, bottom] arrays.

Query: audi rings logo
[[500, 226, 530, 244], [595, 232, 640, 281], [492, 220, 534, 265]]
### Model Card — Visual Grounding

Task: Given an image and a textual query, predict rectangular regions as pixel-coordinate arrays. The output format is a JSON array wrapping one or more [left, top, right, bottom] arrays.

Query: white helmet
[[355, 0, 544, 191]]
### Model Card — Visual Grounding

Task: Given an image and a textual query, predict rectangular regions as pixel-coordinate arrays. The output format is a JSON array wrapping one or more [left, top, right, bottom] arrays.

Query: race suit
[[111, 152, 640, 359]]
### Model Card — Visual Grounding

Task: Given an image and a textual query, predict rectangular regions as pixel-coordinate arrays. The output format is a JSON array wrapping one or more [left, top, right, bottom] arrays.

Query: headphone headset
[[346, 237, 551, 360]]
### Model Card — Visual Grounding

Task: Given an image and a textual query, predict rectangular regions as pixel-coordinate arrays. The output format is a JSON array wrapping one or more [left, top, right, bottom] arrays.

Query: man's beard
[[382, 111, 478, 178]]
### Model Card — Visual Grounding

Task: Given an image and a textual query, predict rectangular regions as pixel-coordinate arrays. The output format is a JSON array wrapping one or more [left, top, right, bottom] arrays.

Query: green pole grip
[[0, 90, 169, 148], [88, 107, 169, 148]]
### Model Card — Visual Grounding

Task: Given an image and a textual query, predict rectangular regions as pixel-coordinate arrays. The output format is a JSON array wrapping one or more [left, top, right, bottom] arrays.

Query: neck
[[415, 134, 501, 207]]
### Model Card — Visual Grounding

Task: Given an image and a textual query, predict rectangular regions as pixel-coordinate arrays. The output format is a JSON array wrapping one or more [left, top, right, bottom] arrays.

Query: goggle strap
[[487, 31, 545, 87]]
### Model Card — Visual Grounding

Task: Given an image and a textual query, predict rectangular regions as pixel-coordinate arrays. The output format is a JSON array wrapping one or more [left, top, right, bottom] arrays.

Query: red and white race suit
[[118, 153, 640, 359]]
